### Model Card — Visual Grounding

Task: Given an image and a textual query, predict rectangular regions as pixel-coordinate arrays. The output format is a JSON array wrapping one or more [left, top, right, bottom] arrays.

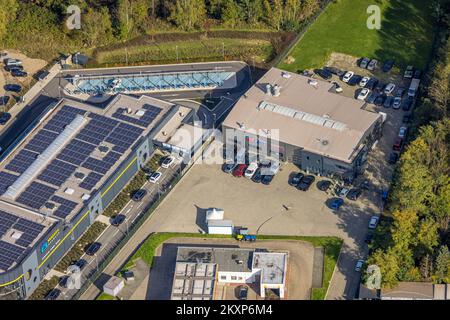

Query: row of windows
[[220, 275, 244, 281]]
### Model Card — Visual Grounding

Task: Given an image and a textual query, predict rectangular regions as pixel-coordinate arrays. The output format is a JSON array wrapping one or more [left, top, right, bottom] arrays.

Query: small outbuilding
[[103, 276, 125, 297]]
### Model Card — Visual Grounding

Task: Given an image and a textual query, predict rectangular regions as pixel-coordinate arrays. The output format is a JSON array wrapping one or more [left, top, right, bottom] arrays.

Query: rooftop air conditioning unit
[[126, 108, 132, 114], [281, 72, 291, 79], [272, 84, 281, 97]]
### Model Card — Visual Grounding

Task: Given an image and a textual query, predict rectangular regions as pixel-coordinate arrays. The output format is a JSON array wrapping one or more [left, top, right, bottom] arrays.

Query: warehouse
[[0, 94, 195, 299], [222, 67, 384, 179]]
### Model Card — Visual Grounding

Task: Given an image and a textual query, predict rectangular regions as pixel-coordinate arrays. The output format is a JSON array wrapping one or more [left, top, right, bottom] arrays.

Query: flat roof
[[252, 251, 287, 285], [222, 67, 382, 163], [381, 282, 434, 300], [177, 247, 253, 273], [171, 262, 216, 300], [0, 94, 181, 271]]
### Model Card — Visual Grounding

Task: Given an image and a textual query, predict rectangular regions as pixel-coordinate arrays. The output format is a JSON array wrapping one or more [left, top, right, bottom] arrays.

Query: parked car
[[357, 88, 370, 100], [365, 77, 379, 90], [289, 172, 304, 187], [85, 242, 102, 255], [384, 83, 396, 94], [402, 96, 414, 111], [238, 285, 248, 300], [314, 68, 332, 80], [4, 84, 22, 92], [59, 276, 69, 289], [251, 167, 263, 183], [404, 65, 414, 78], [392, 96, 402, 109], [367, 59, 378, 71], [348, 74, 362, 86], [393, 137, 403, 151], [383, 96, 393, 108], [148, 171, 162, 183], [368, 216, 380, 229], [337, 186, 350, 198], [232, 164, 247, 177], [0, 96, 10, 106], [331, 81, 343, 93], [261, 174, 275, 185], [330, 197, 344, 210], [359, 57, 371, 69], [111, 214, 126, 226], [359, 76, 370, 87], [131, 189, 147, 201], [317, 180, 332, 192], [0, 112, 11, 125], [374, 94, 386, 106], [398, 126, 407, 139], [324, 66, 344, 77], [3, 58, 22, 66], [388, 152, 399, 164], [365, 92, 378, 104], [395, 88, 405, 97], [161, 156, 175, 168], [342, 71, 354, 83], [45, 289, 61, 300], [244, 162, 258, 178], [413, 69, 422, 79], [355, 259, 364, 272], [297, 175, 315, 191], [74, 259, 87, 271], [382, 59, 395, 72], [222, 162, 236, 174], [374, 81, 385, 92], [365, 232, 374, 244], [347, 188, 362, 201], [402, 114, 412, 123], [11, 69, 27, 77], [4, 65, 23, 72]]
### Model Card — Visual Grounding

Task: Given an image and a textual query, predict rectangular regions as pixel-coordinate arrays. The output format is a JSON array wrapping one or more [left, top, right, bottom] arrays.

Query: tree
[[222, 0, 242, 29], [369, 248, 400, 288], [81, 7, 113, 47], [0, 0, 18, 41], [169, 0, 206, 31], [434, 245, 450, 283]]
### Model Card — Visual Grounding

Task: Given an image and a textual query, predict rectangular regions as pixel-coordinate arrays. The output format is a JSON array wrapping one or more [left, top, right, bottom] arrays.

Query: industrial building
[[0, 93, 197, 299], [222, 67, 384, 179], [171, 246, 288, 300]]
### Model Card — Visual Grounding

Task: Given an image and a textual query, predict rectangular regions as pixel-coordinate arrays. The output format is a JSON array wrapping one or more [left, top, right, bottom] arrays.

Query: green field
[[119, 233, 342, 300], [278, 0, 435, 71]]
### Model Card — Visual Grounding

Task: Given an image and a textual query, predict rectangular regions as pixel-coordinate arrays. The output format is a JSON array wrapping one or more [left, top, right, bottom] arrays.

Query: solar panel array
[[38, 159, 77, 187], [0, 172, 19, 195], [51, 195, 78, 219], [106, 123, 144, 154], [112, 104, 162, 127], [79, 172, 103, 191], [16, 182, 58, 210], [5, 149, 39, 174], [25, 129, 59, 153], [44, 105, 86, 133], [0, 210, 46, 270]]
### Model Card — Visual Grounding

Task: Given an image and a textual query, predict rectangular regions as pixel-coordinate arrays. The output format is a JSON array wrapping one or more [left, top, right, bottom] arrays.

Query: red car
[[393, 137, 403, 151], [232, 164, 247, 177]]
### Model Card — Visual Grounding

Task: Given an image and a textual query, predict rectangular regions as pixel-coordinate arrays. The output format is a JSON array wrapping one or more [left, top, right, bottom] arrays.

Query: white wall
[[217, 271, 255, 284]]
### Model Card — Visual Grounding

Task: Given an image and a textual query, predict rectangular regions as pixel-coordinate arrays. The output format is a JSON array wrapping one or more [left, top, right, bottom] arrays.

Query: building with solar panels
[[0, 94, 195, 299], [222, 67, 384, 180]]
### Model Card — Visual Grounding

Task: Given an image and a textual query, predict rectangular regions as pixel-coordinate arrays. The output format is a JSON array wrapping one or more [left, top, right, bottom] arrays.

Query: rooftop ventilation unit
[[272, 84, 281, 97], [265, 84, 272, 95], [281, 72, 291, 79]]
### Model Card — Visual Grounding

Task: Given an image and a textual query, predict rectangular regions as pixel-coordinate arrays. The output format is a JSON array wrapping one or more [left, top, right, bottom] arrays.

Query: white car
[[368, 216, 380, 229], [392, 97, 402, 109], [384, 83, 396, 94], [357, 88, 370, 100], [161, 156, 175, 168], [148, 171, 162, 183], [338, 187, 350, 198], [355, 259, 364, 272], [359, 76, 370, 87], [398, 126, 407, 139], [367, 59, 378, 71], [342, 71, 354, 83], [332, 81, 343, 93], [244, 162, 258, 178]]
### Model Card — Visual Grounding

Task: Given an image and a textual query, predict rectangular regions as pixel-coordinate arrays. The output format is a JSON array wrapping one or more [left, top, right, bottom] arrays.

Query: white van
[[408, 78, 420, 97]]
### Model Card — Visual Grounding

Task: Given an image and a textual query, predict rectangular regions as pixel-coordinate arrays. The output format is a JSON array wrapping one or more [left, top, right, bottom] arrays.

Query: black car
[[131, 189, 147, 201], [45, 289, 61, 300], [402, 96, 414, 111], [365, 92, 378, 104], [59, 276, 69, 288], [111, 214, 126, 226], [317, 180, 332, 192], [374, 82, 385, 92], [347, 74, 362, 86], [365, 77, 379, 90], [4, 84, 21, 92], [374, 94, 386, 106], [238, 286, 248, 300], [297, 175, 315, 191], [402, 114, 412, 123], [222, 163, 236, 174], [85, 242, 102, 256], [251, 167, 263, 183], [388, 152, 399, 164], [0, 112, 11, 125], [11, 69, 27, 77], [346, 188, 362, 200], [383, 96, 393, 108], [324, 66, 344, 77], [261, 174, 274, 185], [314, 68, 332, 80], [365, 232, 374, 244], [413, 69, 422, 79], [74, 259, 87, 271], [382, 59, 395, 72], [288, 172, 304, 187], [4, 65, 23, 72]]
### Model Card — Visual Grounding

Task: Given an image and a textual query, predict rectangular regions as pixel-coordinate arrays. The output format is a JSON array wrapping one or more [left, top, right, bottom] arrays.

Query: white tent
[[205, 208, 224, 222]]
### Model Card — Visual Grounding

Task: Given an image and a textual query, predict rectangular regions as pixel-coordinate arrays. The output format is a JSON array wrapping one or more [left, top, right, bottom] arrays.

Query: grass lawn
[[120, 232, 342, 300], [278, 0, 435, 71]]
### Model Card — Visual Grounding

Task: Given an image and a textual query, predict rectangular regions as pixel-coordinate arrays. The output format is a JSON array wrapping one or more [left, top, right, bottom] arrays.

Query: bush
[[28, 276, 60, 300]]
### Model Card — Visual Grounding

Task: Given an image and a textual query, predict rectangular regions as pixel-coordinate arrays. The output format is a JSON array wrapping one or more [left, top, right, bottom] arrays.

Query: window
[[231, 276, 237, 280], [238, 277, 243, 281], [220, 275, 227, 280]]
